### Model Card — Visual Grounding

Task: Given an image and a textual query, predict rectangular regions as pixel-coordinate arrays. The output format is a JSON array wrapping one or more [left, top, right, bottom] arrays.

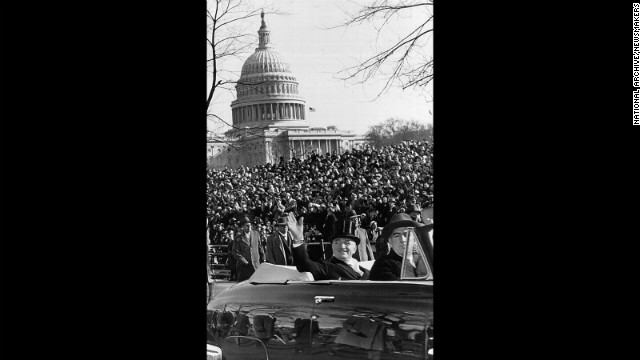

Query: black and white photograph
[[3, 2, 634, 360], [206, 1, 434, 359]]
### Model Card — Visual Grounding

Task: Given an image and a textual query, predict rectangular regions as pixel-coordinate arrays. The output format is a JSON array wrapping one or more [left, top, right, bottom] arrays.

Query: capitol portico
[[207, 11, 368, 169]]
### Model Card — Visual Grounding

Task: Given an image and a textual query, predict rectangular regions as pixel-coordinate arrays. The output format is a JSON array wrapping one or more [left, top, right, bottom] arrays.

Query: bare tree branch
[[334, 0, 433, 98], [207, 0, 282, 124]]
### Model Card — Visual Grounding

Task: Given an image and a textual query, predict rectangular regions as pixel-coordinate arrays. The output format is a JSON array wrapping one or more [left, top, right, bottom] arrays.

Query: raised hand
[[286, 212, 304, 241]]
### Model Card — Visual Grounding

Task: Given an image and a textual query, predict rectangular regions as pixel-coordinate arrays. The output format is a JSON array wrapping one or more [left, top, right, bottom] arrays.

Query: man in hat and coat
[[265, 215, 295, 266], [345, 210, 375, 262], [232, 216, 265, 282], [286, 213, 370, 280], [369, 213, 424, 281]]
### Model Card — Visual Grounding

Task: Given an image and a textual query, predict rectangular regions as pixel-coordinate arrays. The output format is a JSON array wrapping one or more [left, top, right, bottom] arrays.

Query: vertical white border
[[634, 3, 640, 87]]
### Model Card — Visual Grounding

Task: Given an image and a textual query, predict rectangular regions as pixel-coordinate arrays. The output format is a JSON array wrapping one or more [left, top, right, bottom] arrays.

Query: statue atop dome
[[258, 10, 270, 48]]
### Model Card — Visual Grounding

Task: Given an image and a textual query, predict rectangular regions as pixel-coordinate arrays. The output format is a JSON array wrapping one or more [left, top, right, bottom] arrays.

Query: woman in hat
[[369, 213, 423, 281]]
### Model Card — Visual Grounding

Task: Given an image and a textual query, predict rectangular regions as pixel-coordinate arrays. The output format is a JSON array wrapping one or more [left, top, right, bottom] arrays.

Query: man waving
[[287, 213, 369, 281]]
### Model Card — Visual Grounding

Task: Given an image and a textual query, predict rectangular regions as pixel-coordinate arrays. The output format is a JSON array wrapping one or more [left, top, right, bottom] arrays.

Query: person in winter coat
[[344, 210, 375, 262], [369, 213, 423, 281], [288, 213, 369, 281], [265, 216, 294, 265], [232, 217, 265, 282]]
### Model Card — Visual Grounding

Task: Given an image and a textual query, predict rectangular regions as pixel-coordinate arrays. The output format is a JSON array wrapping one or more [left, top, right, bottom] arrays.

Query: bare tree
[[207, 0, 288, 151], [336, 0, 433, 97], [207, 1, 263, 112], [365, 118, 433, 148]]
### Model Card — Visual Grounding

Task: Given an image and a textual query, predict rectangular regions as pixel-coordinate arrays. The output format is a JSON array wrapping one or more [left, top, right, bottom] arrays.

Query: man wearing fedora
[[265, 215, 295, 266], [232, 216, 265, 282], [369, 213, 424, 281], [285, 213, 370, 281]]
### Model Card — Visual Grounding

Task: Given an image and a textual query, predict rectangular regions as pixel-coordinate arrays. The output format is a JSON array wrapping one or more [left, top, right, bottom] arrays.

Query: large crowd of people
[[207, 138, 433, 241], [207, 137, 433, 280]]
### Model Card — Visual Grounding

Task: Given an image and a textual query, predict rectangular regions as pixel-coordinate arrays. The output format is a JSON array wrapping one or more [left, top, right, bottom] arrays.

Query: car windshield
[[400, 227, 432, 280]]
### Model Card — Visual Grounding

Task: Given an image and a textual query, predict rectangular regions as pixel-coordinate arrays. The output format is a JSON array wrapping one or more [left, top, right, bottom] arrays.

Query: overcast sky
[[208, 0, 433, 135]]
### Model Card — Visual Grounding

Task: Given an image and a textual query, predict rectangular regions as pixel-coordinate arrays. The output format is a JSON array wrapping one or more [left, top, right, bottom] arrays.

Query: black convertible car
[[207, 224, 433, 360]]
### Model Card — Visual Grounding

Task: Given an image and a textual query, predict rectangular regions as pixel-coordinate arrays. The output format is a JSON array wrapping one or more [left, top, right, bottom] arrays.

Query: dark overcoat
[[232, 230, 264, 282], [368, 249, 402, 281], [353, 228, 375, 262], [265, 231, 294, 265], [292, 244, 369, 281]]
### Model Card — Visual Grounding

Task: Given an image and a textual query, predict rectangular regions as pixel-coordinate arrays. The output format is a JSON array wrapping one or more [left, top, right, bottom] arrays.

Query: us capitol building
[[207, 12, 367, 169]]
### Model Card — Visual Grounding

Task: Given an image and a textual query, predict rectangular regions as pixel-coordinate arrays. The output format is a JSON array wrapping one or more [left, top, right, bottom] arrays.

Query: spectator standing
[[345, 210, 375, 262], [232, 217, 265, 282], [265, 216, 295, 266], [322, 205, 338, 242], [227, 236, 237, 281], [367, 221, 382, 259], [305, 205, 324, 230]]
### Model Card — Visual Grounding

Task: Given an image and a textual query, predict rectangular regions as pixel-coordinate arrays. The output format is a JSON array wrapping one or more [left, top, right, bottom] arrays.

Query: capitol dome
[[240, 49, 292, 79], [210, 11, 366, 170], [230, 11, 306, 128]]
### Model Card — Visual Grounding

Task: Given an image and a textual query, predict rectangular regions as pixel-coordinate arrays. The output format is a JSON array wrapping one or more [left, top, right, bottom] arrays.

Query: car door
[[207, 226, 434, 359], [208, 280, 432, 360]]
